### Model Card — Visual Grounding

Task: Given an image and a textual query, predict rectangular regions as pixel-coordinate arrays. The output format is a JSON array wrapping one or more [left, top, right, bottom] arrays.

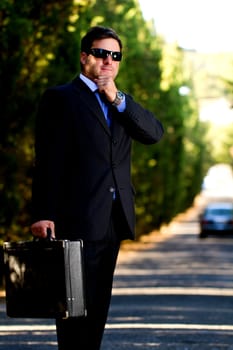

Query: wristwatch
[[112, 91, 125, 107]]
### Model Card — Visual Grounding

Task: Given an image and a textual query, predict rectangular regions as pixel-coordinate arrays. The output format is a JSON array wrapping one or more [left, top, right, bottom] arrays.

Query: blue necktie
[[95, 91, 115, 199]]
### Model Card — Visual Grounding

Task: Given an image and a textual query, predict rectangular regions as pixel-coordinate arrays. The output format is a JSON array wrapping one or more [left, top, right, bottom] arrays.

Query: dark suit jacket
[[31, 76, 164, 241]]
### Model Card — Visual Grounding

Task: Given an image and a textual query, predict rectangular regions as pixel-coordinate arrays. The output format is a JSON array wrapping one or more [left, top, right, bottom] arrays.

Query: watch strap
[[112, 91, 124, 107]]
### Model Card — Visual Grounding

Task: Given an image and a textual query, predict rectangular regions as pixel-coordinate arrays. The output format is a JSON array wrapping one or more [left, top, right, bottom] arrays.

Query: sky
[[138, 0, 233, 53], [138, 0, 233, 126]]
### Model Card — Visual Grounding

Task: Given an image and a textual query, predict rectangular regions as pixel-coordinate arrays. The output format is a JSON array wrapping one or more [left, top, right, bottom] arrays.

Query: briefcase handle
[[33, 228, 55, 242], [46, 228, 54, 241]]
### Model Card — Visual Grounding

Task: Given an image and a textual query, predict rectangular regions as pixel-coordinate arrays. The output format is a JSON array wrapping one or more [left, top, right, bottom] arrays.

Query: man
[[31, 26, 164, 350]]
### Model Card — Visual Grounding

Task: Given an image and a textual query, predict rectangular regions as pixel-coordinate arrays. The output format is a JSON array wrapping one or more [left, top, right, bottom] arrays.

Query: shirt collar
[[80, 73, 98, 92]]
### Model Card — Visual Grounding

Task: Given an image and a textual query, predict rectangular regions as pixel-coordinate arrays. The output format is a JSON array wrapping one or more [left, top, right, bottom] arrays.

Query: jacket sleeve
[[113, 94, 164, 145], [31, 87, 69, 223]]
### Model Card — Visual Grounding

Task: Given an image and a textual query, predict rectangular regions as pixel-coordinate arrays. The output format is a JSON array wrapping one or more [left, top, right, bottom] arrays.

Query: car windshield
[[207, 208, 233, 216]]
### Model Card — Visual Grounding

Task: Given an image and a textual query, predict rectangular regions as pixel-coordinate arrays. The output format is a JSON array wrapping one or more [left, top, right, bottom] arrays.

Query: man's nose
[[103, 54, 113, 63]]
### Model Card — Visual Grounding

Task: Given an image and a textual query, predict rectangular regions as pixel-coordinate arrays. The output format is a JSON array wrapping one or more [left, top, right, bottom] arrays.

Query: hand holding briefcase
[[3, 236, 87, 319]]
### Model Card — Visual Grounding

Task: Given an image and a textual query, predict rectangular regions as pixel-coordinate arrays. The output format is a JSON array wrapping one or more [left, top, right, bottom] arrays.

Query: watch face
[[117, 91, 124, 99]]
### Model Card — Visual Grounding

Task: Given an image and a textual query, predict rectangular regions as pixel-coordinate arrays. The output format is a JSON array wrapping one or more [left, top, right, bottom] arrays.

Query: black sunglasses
[[87, 48, 122, 61]]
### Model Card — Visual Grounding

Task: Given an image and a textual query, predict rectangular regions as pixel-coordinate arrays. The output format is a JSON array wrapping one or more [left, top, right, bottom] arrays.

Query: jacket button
[[112, 139, 118, 145], [109, 187, 115, 193]]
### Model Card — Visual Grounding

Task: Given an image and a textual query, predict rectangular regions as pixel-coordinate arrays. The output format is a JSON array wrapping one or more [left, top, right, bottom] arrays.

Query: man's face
[[80, 38, 121, 81]]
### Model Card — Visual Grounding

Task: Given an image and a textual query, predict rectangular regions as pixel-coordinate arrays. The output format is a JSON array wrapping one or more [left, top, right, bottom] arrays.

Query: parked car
[[199, 202, 233, 238]]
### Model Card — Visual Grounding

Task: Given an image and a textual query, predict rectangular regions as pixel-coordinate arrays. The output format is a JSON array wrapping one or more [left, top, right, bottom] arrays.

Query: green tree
[[0, 0, 93, 241], [0, 0, 209, 242]]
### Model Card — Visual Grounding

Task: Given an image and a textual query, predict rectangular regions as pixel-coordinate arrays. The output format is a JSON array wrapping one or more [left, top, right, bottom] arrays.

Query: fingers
[[95, 76, 117, 101], [31, 220, 55, 239]]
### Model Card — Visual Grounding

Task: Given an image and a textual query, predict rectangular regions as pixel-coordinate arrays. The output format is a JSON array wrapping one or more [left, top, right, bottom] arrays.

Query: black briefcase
[[3, 238, 87, 319]]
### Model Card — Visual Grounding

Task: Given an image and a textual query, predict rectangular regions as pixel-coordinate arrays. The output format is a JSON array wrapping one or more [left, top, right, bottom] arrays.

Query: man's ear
[[80, 52, 88, 65]]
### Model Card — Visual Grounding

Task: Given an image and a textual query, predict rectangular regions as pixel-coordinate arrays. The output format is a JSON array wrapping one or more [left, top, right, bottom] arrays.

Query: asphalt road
[[1, 198, 233, 349]]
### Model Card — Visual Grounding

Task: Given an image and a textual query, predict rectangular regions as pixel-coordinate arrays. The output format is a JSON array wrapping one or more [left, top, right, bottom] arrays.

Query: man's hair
[[81, 26, 123, 52]]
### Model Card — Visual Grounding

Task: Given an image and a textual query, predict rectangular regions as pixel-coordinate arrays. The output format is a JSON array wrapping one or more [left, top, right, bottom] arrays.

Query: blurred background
[[1, 0, 233, 244]]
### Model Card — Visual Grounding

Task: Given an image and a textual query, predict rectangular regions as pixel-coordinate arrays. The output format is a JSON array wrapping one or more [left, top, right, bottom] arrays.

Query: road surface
[[1, 201, 233, 349]]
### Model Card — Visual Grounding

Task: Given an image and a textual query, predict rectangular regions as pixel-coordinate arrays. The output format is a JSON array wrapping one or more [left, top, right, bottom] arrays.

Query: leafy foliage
[[0, 0, 209, 242]]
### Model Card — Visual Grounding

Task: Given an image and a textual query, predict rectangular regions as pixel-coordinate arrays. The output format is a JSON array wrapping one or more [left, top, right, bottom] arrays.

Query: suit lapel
[[72, 77, 111, 136]]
